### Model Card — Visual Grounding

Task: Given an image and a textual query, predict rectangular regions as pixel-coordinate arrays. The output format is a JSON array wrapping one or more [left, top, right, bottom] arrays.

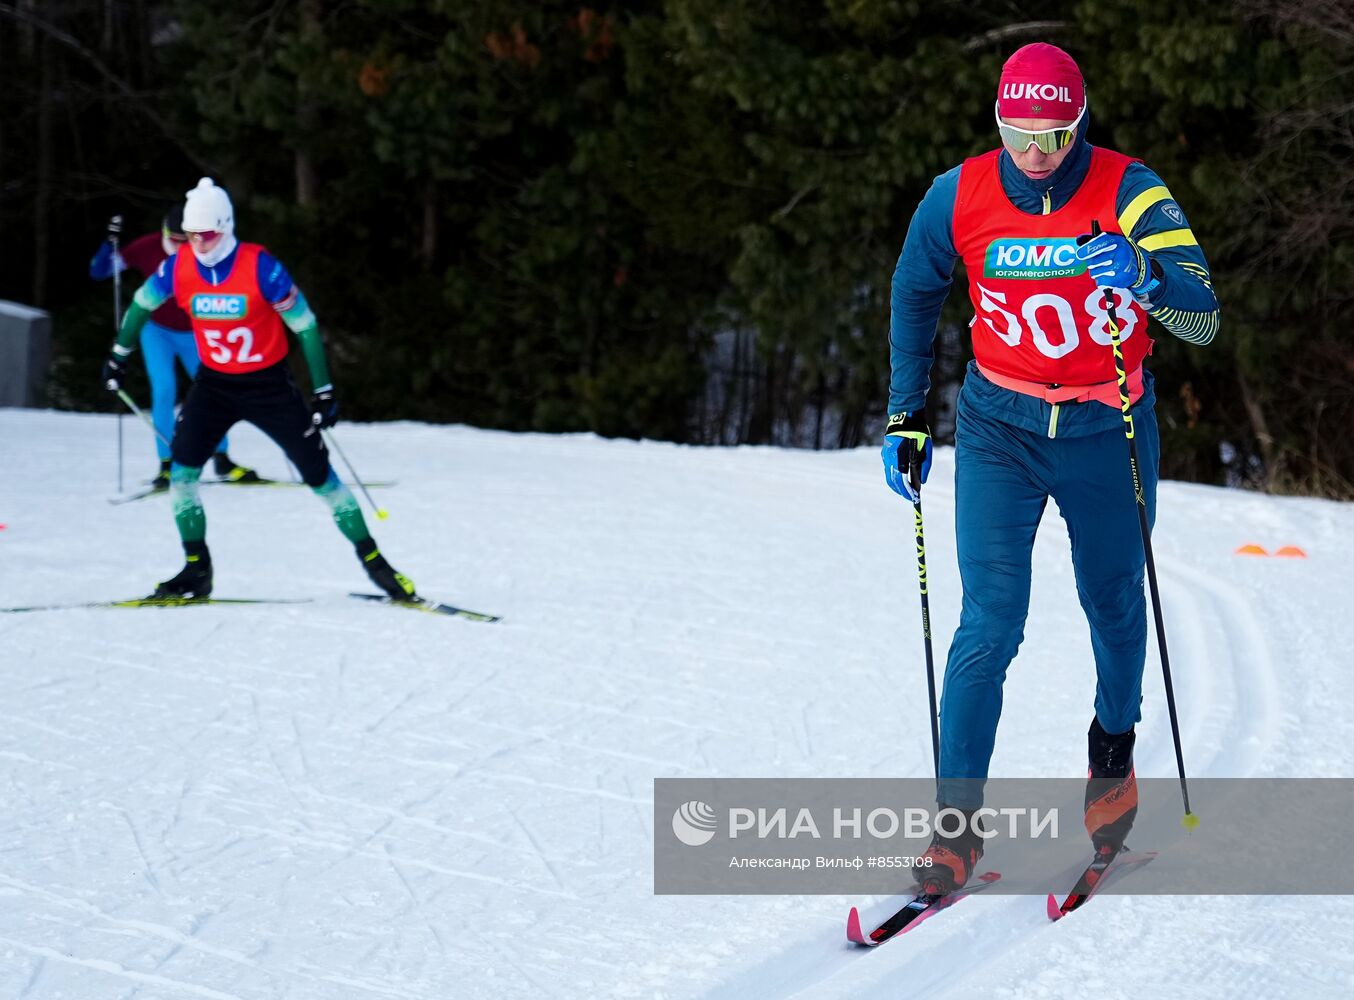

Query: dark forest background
[[1, 1, 1351, 495]]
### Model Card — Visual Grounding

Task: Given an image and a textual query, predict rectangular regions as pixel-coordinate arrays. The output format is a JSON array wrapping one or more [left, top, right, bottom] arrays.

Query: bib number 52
[[202, 327, 264, 365]]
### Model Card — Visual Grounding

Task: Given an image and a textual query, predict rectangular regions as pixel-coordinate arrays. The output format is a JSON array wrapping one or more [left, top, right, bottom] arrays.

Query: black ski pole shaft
[[322, 429, 389, 520], [110, 214, 123, 325], [109, 214, 124, 492], [1090, 219, 1196, 829], [911, 465, 941, 786]]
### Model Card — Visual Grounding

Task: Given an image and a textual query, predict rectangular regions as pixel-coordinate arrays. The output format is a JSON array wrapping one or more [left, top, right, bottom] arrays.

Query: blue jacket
[[888, 111, 1219, 434]]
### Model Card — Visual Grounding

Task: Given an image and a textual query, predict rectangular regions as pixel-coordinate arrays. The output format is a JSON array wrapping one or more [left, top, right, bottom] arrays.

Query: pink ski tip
[[1046, 893, 1064, 921], [846, 906, 871, 946]]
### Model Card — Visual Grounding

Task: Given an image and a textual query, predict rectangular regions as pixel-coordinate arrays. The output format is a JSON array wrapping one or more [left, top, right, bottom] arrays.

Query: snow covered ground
[[1, 408, 1352, 999]]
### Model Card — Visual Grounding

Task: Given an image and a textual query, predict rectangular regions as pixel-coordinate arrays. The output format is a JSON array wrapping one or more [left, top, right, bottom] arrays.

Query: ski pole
[[1091, 219, 1197, 831], [911, 465, 942, 787], [322, 429, 389, 520], [114, 387, 171, 448], [109, 214, 124, 492]]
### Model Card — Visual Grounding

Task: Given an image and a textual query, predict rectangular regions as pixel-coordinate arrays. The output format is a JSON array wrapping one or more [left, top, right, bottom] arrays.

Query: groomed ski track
[[1, 409, 1351, 999]]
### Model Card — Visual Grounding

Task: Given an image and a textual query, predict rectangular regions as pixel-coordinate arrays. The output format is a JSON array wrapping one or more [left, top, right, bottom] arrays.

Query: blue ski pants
[[936, 375, 1159, 809], [141, 321, 228, 461]]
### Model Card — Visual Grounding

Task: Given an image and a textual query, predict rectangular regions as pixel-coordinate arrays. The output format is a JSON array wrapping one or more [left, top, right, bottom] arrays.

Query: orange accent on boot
[[1084, 768, 1139, 838], [1274, 545, 1307, 558], [920, 844, 971, 891], [1235, 543, 1268, 556]]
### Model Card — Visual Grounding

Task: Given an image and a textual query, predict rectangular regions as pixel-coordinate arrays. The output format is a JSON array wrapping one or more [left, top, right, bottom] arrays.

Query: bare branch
[[0, 1, 216, 172]]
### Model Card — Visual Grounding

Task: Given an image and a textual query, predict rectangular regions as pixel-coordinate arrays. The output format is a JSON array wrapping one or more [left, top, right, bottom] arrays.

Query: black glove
[[311, 387, 339, 429], [101, 350, 129, 392]]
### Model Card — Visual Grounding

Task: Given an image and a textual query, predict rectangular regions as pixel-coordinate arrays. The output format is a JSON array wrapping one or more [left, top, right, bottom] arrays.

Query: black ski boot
[[150, 458, 172, 492], [356, 538, 416, 601], [917, 807, 987, 895], [153, 542, 213, 600], [1085, 717, 1138, 854], [213, 451, 263, 483]]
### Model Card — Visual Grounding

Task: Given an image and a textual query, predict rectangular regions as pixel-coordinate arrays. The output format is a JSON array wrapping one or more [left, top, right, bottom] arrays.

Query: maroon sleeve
[[122, 232, 193, 332], [119, 232, 166, 277]]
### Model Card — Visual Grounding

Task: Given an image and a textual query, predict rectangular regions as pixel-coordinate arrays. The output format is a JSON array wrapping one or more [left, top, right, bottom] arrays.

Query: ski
[[204, 479, 396, 489], [847, 871, 1001, 947], [108, 485, 168, 505], [1, 597, 312, 614], [109, 480, 395, 505], [349, 592, 501, 622], [205, 475, 283, 486], [1047, 849, 1158, 920]]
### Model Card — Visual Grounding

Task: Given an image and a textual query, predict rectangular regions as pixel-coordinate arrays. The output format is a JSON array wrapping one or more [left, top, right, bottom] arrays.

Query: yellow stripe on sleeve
[[1139, 228, 1199, 252], [1118, 185, 1172, 236]]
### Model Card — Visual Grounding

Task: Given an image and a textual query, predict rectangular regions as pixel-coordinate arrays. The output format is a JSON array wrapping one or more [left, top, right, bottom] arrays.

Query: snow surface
[[1, 408, 1352, 999]]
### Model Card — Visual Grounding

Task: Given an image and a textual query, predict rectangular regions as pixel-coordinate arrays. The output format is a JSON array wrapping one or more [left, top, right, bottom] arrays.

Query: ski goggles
[[186, 229, 222, 244], [995, 102, 1085, 154], [162, 227, 187, 244]]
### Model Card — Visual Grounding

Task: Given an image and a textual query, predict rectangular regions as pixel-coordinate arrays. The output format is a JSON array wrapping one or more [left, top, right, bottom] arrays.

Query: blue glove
[[1075, 231, 1153, 291], [881, 411, 932, 502], [89, 240, 126, 281]]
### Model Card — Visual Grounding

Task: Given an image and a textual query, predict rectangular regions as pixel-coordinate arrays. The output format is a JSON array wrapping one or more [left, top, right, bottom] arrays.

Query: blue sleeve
[[89, 242, 120, 281], [256, 251, 296, 303], [1116, 163, 1219, 345], [888, 166, 961, 415], [141, 257, 176, 305]]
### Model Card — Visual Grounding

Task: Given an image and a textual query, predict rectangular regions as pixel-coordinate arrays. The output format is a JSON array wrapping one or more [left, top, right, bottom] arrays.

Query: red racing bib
[[173, 242, 290, 373], [953, 147, 1151, 386]]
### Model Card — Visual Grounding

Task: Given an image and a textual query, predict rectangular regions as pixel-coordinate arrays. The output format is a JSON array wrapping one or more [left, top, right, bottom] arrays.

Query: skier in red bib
[[882, 45, 1219, 893], [101, 178, 417, 602], [89, 206, 259, 490]]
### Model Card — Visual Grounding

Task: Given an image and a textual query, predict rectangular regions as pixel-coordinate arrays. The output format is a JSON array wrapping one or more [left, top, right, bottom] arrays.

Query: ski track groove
[[62, 645, 304, 699], [0, 712, 101, 746], [115, 807, 167, 900], [16, 956, 44, 999], [458, 768, 652, 806], [447, 710, 691, 770], [0, 873, 431, 998], [223, 821, 580, 899], [1154, 559, 1286, 777], [0, 935, 247, 1000], [0, 748, 79, 771], [292, 712, 316, 786], [221, 784, 574, 864], [312, 815, 399, 880], [508, 809, 571, 894], [381, 844, 448, 963]]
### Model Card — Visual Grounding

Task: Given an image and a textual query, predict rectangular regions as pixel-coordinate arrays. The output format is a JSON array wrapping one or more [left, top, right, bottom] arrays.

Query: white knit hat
[[182, 177, 234, 234]]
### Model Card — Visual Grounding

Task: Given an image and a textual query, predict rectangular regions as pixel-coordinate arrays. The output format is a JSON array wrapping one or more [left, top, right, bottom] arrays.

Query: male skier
[[90, 205, 258, 489], [882, 44, 1219, 893], [102, 178, 417, 601]]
